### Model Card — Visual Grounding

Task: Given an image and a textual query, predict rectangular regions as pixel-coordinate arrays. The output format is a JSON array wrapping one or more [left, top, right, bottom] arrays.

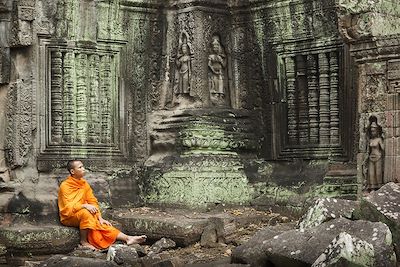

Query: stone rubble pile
[[232, 182, 400, 267]]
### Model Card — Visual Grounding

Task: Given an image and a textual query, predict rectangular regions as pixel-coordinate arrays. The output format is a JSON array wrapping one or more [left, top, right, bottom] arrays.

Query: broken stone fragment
[[232, 218, 394, 267], [149, 238, 176, 254], [358, 182, 400, 259], [107, 244, 139, 266], [312, 232, 396, 267], [298, 197, 358, 230]]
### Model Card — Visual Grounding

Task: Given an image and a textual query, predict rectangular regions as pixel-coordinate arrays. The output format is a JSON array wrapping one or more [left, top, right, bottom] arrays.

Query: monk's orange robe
[[58, 176, 120, 249]]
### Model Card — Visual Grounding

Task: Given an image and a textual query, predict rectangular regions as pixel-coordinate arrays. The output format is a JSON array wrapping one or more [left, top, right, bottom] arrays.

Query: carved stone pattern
[[148, 19, 162, 112], [388, 60, 400, 94], [5, 80, 32, 168], [88, 54, 101, 143], [49, 48, 117, 147], [282, 49, 342, 151], [50, 50, 63, 144], [307, 54, 319, 144], [329, 51, 340, 145], [178, 12, 195, 45], [76, 53, 88, 144], [297, 55, 309, 144], [318, 52, 330, 145], [99, 55, 113, 144], [131, 52, 148, 160], [63, 52, 75, 143], [285, 56, 298, 145], [97, 0, 124, 40]]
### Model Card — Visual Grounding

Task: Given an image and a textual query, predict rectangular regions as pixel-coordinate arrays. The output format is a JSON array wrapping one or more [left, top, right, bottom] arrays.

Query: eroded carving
[[174, 32, 193, 98], [363, 116, 385, 191], [208, 34, 227, 106]]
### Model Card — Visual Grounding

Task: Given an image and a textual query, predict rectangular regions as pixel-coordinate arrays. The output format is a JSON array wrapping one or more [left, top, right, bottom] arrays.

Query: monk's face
[[70, 161, 85, 179]]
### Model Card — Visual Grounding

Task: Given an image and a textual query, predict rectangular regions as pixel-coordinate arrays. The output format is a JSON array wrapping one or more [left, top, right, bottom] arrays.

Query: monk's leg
[[75, 209, 99, 250], [79, 229, 97, 250], [116, 232, 147, 245]]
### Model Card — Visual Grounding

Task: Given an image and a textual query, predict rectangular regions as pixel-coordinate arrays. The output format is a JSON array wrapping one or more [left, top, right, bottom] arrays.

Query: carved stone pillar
[[318, 52, 330, 145], [285, 56, 298, 145], [307, 54, 319, 144]]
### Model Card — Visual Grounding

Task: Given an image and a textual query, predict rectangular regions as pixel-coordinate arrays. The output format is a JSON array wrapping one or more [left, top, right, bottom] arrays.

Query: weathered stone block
[[111, 212, 209, 246], [0, 225, 79, 266], [17, 7, 35, 21], [298, 197, 358, 230], [312, 232, 395, 267], [358, 182, 400, 258], [232, 218, 394, 267]]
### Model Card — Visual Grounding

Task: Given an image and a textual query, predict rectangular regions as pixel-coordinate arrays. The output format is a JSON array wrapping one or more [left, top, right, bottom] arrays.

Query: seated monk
[[58, 160, 146, 250]]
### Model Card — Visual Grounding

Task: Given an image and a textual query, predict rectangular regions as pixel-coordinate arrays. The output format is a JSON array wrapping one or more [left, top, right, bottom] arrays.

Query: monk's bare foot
[[126, 235, 147, 245], [79, 242, 98, 251]]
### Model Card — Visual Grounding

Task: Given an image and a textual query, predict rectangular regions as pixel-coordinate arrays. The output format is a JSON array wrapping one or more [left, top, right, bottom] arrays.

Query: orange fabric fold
[[58, 176, 120, 249]]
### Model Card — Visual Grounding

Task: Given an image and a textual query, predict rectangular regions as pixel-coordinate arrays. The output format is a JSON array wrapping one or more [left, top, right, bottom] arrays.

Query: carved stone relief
[[208, 34, 227, 107], [5, 79, 33, 168], [362, 116, 385, 191], [173, 31, 193, 103]]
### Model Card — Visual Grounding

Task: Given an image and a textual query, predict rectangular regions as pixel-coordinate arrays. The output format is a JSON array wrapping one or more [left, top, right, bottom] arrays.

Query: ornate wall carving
[[274, 47, 350, 159], [5, 79, 33, 168], [38, 40, 125, 164]]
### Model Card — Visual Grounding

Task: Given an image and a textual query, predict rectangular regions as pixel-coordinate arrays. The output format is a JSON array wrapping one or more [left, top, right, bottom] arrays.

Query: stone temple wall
[[0, 0, 399, 218]]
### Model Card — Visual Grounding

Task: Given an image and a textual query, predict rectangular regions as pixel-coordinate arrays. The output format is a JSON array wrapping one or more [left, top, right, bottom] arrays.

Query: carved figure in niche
[[174, 32, 193, 97], [208, 35, 226, 100], [364, 116, 385, 191]]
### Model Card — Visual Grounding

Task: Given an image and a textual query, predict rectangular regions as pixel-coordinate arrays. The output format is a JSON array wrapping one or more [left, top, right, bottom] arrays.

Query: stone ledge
[[0, 224, 79, 266]]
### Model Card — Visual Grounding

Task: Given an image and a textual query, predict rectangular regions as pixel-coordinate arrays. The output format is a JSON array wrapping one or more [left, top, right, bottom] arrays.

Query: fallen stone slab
[[232, 218, 395, 267], [38, 254, 118, 267], [358, 182, 400, 258], [110, 212, 209, 246], [298, 198, 358, 230], [0, 224, 79, 266], [312, 232, 395, 267]]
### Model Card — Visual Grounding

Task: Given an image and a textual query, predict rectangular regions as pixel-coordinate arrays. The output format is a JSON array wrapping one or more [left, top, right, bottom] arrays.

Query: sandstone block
[[0, 225, 79, 266], [312, 232, 395, 267], [358, 182, 400, 258], [298, 197, 358, 230]]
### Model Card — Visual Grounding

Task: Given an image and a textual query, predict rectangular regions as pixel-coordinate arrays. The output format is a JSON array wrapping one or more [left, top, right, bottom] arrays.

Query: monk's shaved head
[[67, 160, 80, 174]]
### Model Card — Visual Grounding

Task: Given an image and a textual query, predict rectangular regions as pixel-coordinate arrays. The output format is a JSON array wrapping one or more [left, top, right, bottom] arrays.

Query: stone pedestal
[[146, 108, 258, 208]]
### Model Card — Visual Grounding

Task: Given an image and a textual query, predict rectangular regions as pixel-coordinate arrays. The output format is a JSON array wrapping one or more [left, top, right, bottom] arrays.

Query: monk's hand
[[82, 204, 98, 214], [99, 217, 112, 226]]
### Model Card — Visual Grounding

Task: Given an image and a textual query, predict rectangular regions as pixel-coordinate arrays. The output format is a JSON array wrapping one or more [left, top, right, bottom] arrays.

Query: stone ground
[[0, 207, 294, 266]]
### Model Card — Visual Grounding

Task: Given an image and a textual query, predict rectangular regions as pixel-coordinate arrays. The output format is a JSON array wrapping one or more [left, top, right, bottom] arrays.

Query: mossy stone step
[[0, 225, 79, 266]]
